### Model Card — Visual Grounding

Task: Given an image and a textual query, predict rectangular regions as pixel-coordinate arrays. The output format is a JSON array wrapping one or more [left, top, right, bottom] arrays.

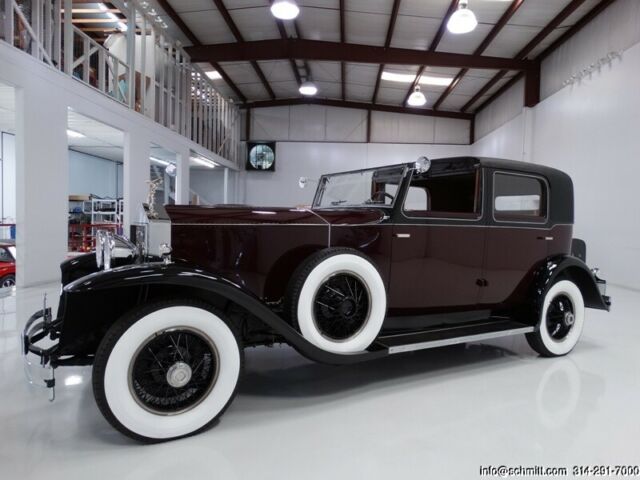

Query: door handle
[[394, 233, 411, 238], [537, 236, 554, 241]]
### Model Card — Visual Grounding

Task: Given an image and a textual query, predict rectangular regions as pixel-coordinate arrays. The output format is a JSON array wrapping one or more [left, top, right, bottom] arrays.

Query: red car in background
[[0, 242, 16, 287]]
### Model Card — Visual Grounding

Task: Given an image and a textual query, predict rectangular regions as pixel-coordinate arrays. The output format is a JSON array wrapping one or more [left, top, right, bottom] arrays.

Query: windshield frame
[[312, 164, 408, 209]]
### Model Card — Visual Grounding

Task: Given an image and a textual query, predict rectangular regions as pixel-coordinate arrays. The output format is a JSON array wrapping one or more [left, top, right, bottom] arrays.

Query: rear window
[[493, 173, 547, 222]]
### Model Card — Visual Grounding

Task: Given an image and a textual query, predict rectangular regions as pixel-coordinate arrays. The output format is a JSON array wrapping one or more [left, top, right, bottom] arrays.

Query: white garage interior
[[1, 0, 639, 477]]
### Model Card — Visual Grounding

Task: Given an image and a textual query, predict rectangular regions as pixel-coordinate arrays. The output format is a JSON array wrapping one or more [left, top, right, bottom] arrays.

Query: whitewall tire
[[92, 300, 242, 442], [526, 280, 585, 357], [287, 249, 387, 354]]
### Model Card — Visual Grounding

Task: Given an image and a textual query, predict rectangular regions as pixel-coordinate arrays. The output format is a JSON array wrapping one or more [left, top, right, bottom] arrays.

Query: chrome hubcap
[[563, 312, 575, 327], [166, 361, 193, 388]]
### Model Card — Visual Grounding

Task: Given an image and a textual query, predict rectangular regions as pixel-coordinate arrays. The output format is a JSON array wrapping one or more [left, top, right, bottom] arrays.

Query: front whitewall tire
[[294, 252, 387, 354], [93, 303, 241, 442]]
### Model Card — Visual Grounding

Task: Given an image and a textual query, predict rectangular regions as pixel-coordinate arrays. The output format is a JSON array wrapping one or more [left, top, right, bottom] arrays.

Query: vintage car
[[23, 156, 610, 442], [0, 241, 16, 288]]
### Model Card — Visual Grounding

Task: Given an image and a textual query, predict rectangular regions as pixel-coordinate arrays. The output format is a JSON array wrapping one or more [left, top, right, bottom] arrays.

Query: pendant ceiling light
[[270, 0, 300, 20], [407, 86, 427, 107], [447, 0, 478, 34], [299, 80, 318, 96]]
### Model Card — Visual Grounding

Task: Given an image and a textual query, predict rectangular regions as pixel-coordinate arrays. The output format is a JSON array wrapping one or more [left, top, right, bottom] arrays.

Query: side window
[[403, 169, 481, 218], [493, 173, 547, 222]]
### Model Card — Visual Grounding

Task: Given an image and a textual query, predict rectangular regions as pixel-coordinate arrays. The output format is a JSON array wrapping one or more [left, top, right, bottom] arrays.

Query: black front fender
[[60, 262, 385, 365], [534, 255, 610, 312]]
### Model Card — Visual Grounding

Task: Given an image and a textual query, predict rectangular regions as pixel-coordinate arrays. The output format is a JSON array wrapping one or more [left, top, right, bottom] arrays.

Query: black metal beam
[[185, 39, 533, 70], [212, 0, 275, 100], [372, 0, 401, 104]]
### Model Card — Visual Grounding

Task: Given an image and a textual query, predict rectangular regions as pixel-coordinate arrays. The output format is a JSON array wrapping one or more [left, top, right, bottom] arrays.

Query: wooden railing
[[0, 0, 241, 165]]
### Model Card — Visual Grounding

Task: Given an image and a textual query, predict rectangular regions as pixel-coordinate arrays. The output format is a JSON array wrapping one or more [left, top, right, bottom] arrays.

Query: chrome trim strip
[[387, 326, 534, 354], [304, 208, 332, 247]]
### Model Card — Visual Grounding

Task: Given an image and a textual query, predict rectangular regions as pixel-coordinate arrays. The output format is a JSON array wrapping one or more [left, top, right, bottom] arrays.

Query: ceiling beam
[[433, 0, 525, 110], [402, 0, 459, 106], [212, 0, 276, 100], [474, 0, 617, 114], [185, 39, 532, 70], [240, 98, 473, 120], [371, 0, 402, 104], [462, 0, 587, 112], [155, 0, 246, 103], [339, 0, 346, 100]]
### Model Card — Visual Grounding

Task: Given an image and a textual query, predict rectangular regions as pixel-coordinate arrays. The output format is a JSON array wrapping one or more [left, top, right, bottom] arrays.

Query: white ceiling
[[67, 110, 125, 162], [154, 0, 603, 111]]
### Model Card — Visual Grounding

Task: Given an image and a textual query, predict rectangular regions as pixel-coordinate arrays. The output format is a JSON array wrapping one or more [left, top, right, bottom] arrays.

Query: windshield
[[313, 165, 406, 208]]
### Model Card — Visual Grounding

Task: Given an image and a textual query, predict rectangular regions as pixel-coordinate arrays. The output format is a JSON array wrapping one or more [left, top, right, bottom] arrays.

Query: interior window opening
[[403, 169, 481, 218]]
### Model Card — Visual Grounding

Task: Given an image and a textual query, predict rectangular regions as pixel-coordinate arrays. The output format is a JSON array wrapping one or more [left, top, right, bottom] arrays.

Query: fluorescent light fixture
[[64, 375, 83, 386], [270, 0, 300, 20], [66, 129, 85, 138], [407, 86, 427, 107], [299, 80, 318, 96], [206, 70, 222, 80], [190, 156, 217, 168], [150, 156, 171, 166], [447, 0, 478, 34], [381, 71, 453, 86]]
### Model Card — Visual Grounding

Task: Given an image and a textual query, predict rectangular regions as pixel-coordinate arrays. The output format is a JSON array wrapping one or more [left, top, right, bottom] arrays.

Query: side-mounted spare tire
[[285, 248, 387, 354]]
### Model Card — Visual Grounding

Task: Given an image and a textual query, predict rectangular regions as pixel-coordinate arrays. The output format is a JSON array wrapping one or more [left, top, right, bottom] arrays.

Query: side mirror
[[415, 156, 431, 174], [298, 176, 308, 189]]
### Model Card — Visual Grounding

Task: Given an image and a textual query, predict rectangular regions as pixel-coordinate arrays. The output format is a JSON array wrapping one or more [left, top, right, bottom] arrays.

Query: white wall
[[248, 105, 471, 144], [472, 0, 640, 289], [1, 132, 16, 222], [190, 168, 226, 205], [69, 150, 122, 198], [241, 142, 472, 207]]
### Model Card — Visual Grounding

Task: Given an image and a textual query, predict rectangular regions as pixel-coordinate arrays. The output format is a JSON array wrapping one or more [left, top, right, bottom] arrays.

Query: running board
[[377, 321, 534, 355]]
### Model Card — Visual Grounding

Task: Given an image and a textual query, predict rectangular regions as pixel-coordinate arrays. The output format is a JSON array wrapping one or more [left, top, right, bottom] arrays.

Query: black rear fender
[[534, 255, 610, 312]]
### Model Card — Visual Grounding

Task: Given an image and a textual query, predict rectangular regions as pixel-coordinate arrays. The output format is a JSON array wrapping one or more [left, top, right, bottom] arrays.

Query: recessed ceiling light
[[206, 70, 222, 80], [299, 80, 318, 96], [447, 0, 478, 34], [381, 71, 453, 86], [66, 129, 85, 138], [190, 156, 217, 168], [270, 0, 299, 20], [407, 86, 427, 107]]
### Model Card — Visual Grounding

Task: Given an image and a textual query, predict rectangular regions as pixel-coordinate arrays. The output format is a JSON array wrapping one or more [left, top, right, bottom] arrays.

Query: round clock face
[[249, 144, 275, 170]]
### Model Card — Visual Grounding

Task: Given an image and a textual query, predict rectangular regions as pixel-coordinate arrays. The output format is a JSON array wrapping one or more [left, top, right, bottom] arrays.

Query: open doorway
[[0, 82, 16, 289], [67, 110, 124, 255], [189, 153, 229, 205]]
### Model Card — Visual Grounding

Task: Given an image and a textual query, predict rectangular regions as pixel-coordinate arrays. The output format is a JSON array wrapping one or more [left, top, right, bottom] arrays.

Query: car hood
[[165, 205, 387, 226]]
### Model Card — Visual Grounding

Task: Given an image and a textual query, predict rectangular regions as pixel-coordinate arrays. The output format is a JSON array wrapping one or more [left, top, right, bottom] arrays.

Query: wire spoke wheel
[[129, 327, 219, 415], [312, 272, 371, 341], [545, 294, 575, 341]]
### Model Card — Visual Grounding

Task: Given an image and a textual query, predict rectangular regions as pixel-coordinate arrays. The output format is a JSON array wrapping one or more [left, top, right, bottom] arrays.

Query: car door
[[388, 162, 486, 314], [480, 170, 550, 306]]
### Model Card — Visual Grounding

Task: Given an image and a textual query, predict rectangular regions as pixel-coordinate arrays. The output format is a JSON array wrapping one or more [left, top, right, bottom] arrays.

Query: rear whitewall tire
[[93, 301, 242, 442], [526, 280, 585, 357], [292, 250, 387, 354]]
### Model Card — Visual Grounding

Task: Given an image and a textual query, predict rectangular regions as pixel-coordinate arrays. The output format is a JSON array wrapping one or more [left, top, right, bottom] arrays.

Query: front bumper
[[21, 297, 61, 400]]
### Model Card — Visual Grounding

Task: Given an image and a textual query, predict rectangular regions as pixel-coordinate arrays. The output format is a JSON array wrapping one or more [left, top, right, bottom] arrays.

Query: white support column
[[223, 167, 229, 204], [15, 86, 68, 286], [175, 148, 191, 205], [123, 130, 150, 233]]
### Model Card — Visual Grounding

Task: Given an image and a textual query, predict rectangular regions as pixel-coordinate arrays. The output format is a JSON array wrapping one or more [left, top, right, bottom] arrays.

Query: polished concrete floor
[[1, 283, 638, 479]]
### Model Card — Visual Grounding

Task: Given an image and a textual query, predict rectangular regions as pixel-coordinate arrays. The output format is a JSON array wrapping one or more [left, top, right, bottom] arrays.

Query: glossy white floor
[[1, 283, 638, 480]]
